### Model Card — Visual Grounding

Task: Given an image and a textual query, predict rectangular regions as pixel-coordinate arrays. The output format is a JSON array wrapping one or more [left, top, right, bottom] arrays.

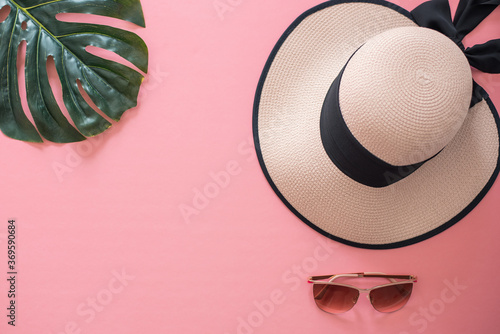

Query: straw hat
[[253, 0, 500, 249]]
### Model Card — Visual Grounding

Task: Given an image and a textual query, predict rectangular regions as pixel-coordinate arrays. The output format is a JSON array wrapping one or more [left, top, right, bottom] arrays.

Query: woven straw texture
[[340, 27, 472, 166], [256, 2, 499, 245]]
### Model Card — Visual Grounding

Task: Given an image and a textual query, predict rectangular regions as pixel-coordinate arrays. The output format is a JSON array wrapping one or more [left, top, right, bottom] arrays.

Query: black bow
[[412, 0, 500, 105], [412, 0, 500, 74]]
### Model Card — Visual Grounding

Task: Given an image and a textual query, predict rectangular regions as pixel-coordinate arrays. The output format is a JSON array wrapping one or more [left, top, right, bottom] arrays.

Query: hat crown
[[339, 26, 472, 166]]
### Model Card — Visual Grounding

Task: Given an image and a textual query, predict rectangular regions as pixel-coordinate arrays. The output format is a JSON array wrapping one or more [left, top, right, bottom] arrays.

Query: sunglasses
[[308, 272, 417, 314]]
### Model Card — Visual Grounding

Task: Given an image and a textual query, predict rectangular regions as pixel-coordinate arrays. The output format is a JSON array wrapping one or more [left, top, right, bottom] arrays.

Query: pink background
[[2, 0, 500, 333]]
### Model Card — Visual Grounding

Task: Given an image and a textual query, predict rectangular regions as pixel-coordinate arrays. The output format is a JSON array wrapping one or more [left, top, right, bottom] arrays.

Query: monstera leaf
[[0, 0, 148, 143]]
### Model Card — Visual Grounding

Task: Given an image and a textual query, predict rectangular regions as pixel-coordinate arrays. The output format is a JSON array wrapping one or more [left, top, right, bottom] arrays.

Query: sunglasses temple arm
[[309, 273, 364, 282], [308, 273, 417, 282], [308, 275, 335, 281], [362, 274, 415, 280]]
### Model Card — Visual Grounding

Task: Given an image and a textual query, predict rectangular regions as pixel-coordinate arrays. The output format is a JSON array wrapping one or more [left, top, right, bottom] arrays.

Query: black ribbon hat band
[[320, 61, 429, 188], [320, 0, 500, 188]]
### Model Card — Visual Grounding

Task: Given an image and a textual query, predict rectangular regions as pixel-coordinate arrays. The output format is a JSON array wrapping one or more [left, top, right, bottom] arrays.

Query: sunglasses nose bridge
[[355, 288, 371, 302]]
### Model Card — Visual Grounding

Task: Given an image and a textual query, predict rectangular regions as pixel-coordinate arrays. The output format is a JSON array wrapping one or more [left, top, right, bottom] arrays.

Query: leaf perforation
[[0, 0, 148, 142]]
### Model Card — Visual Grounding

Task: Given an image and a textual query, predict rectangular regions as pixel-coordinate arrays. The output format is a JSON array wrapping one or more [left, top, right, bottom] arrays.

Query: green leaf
[[0, 0, 148, 143]]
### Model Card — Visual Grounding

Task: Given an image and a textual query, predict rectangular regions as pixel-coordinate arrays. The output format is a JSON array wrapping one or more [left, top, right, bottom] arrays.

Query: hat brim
[[253, 0, 500, 249]]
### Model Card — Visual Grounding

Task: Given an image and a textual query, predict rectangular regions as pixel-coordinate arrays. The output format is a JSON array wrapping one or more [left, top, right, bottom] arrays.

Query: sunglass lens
[[313, 284, 359, 314], [370, 283, 413, 313]]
